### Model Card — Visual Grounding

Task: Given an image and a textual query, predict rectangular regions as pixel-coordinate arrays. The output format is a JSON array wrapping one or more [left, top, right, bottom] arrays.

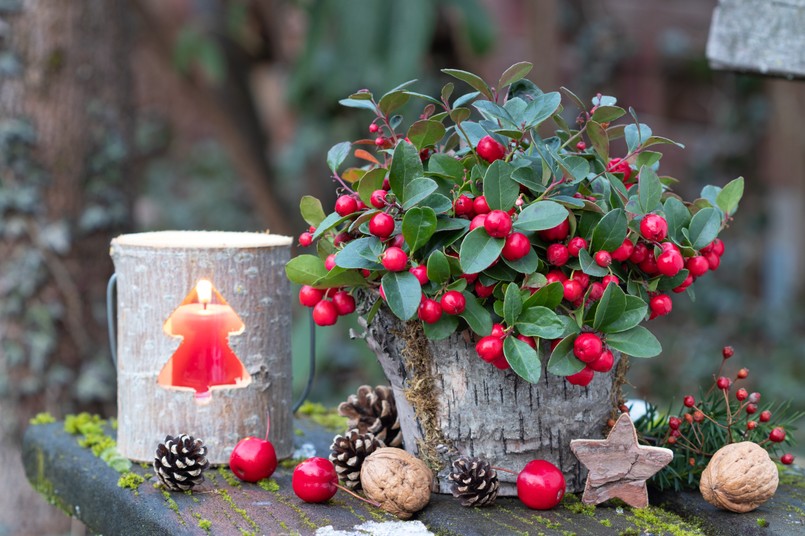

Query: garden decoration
[[110, 231, 294, 464], [570, 413, 673, 508], [286, 61, 744, 494], [153, 434, 210, 492]]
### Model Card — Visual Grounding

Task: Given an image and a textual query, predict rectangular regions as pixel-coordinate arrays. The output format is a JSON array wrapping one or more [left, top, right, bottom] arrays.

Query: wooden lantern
[[110, 231, 293, 464]]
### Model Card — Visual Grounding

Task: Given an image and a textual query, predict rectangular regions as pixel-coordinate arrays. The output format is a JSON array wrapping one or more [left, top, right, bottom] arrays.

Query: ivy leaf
[[426, 250, 451, 285], [498, 61, 533, 89], [503, 283, 523, 325], [326, 141, 351, 174], [593, 283, 627, 332], [389, 141, 424, 202], [547, 335, 585, 376], [459, 227, 505, 274], [687, 207, 722, 250], [285, 255, 327, 285], [586, 120, 609, 161], [715, 177, 744, 216], [402, 207, 437, 254], [408, 120, 446, 151], [402, 178, 439, 210], [578, 248, 609, 277], [422, 314, 460, 340], [441, 68, 494, 100], [638, 166, 663, 215], [460, 291, 493, 336], [504, 336, 542, 384], [523, 282, 564, 310], [591, 208, 627, 252], [605, 295, 648, 333], [381, 271, 421, 321], [483, 160, 518, 211], [299, 196, 326, 227], [605, 326, 662, 357], [515, 306, 564, 339], [513, 201, 568, 232]]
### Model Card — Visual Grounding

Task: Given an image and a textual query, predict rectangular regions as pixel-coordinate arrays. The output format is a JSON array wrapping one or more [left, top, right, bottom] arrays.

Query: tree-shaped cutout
[[158, 280, 251, 404]]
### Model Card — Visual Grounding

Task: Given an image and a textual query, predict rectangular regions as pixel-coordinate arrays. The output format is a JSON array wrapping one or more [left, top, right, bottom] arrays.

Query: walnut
[[700, 442, 778, 513], [360, 448, 433, 519]]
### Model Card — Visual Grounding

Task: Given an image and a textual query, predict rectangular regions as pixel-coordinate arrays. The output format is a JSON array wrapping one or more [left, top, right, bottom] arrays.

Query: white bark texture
[[110, 231, 293, 463], [363, 309, 623, 495]]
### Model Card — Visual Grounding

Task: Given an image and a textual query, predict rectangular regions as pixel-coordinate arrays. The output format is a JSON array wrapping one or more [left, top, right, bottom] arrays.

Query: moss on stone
[[217, 465, 241, 488], [279, 457, 305, 469], [160, 489, 185, 525], [562, 493, 595, 516], [30, 447, 72, 516], [257, 478, 279, 492], [117, 472, 145, 493], [756, 517, 769, 528], [216, 488, 259, 531], [30, 412, 56, 425], [629, 506, 704, 536], [64, 412, 105, 435], [198, 518, 212, 532], [296, 401, 348, 431], [600, 518, 612, 527]]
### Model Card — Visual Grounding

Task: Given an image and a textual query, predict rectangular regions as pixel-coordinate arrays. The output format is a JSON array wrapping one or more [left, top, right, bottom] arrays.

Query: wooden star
[[570, 413, 673, 508]]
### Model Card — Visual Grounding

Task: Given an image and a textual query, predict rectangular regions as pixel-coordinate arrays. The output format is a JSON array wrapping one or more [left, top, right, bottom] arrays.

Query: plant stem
[[336, 484, 381, 508], [264, 408, 271, 442], [491, 466, 518, 476]]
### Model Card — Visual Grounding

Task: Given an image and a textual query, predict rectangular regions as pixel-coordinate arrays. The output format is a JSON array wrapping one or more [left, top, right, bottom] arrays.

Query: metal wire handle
[[105, 272, 315, 411]]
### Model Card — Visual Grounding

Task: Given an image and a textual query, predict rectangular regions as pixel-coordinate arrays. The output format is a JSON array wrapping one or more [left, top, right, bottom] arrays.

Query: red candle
[[158, 280, 250, 402]]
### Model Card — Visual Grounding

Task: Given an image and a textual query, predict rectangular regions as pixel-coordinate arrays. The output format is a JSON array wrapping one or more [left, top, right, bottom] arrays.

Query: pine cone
[[338, 385, 402, 448], [449, 456, 499, 507], [153, 434, 210, 492], [330, 429, 384, 490]]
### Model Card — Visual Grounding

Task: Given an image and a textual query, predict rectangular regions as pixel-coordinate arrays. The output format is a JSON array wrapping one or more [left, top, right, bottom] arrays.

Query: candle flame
[[196, 279, 213, 305]]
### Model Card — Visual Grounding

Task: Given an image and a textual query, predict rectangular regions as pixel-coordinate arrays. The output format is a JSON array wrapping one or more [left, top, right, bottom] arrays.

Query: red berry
[[573, 333, 603, 363], [538, 219, 570, 242], [607, 157, 633, 183], [716, 376, 731, 390], [292, 457, 338, 503], [656, 250, 684, 277], [781, 454, 795, 465], [545, 270, 568, 285], [418, 298, 442, 324], [672, 274, 694, 294], [484, 210, 513, 238], [333, 232, 351, 247], [611, 239, 634, 262], [325, 254, 337, 271], [566, 366, 595, 386], [747, 420, 757, 430], [476, 135, 506, 163], [516, 460, 566, 510], [391, 234, 405, 249], [602, 275, 619, 287], [588, 349, 614, 373], [594, 250, 612, 267], [638, 251, 659, 275], [368, 123, 379, 133], [588, 282, 605, 301], [769, 427, 786, 443], [712, 238, 725, 256], [516, 334, 537, 349], [640, 214, 668, 242], [686, 256, 709, 277], [409, 265, 429, 285], [454, 195, 474, 217], [576, 141, 587, 151], [473, 196, 491, 215], [335, 195, 358, 217], [492, 355, 511, 370], [563, 280, 583, 302], [748, 391, 761, 403], [382, 177, 391, 190], [737, 368, 749, 379], [299, 232, 313, 247], [735, 388, 748, 401], [299, 285, 325, 307], [759, 410, 771, 423], [332, 291, 356, 315], [230, 436, 278, 483], [502, 233, 531, 261], [746, 403, 758, 415], [629, 242, 649, 264], [382, 247, 408, 272], [474, 280, 496, 298], [469, 214, 488, 231], [312, 300, 338, 326], [476, 336, 504, 363], [370, 189, 388, 209], [567, 237, 588, 257], [441, 291, 466, 315], [547, 244, 570, 266], [572, 272, 589, 289], [704, 251, 721, 270], [683, 395, 695, 408], [491, 323, 506, 338], [668, 416, 681, 430], [374, 136, 387, 147], [369, 213, 395, 239], [649, 294, 672, 317], [722, 346, 734, 359]]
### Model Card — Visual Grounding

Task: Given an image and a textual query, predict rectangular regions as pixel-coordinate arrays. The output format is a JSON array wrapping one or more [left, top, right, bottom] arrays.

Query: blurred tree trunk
[[0, 0, 133, 533]]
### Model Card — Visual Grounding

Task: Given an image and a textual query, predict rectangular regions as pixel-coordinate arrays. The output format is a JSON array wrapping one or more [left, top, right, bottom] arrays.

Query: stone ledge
[[22, 420, 805, 535]]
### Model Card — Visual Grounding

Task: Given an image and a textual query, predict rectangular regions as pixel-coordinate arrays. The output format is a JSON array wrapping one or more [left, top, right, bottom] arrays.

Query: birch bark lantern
[[110, 231, 293, 464]]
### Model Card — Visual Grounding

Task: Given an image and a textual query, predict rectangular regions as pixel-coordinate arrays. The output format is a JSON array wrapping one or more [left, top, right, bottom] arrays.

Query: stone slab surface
[[23, 420, 805, 535]]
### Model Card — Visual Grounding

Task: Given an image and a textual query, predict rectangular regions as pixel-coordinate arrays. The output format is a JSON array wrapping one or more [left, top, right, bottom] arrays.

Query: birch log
[[110, 231, 293, 463], [363, 308, 622, 495]]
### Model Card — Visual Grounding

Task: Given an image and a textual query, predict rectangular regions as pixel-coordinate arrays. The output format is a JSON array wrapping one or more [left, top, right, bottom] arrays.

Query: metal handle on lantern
[[106, 273, 118, 366]]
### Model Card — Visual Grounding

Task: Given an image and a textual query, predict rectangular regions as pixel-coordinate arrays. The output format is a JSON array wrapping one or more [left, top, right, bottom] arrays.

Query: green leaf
[[515, 306, 564, 339], [687, 207, 722, 250], [592, 106, 626, 123], [378, 91, 410, 116], [557, 155, 590, 183], [591, 209, 627, 252], [441, 68, 494, 100], [625, 123, 652, 153], [313, 266, 367, 289], [547, 336, 585, 376], [514, 201, 568, 232], [356, 168, 387, 207], [420, 193, 453, 214], [389, 141, 424, 201], [523, 92, 561, 128], [450, 107, 472, 123], [635, 150, 663, 169], [326, 142, 351, 174], [593, 283, 627, 332], [638, 166, 663, 214], [586, 120, 609, 160], [460, 291, 493, 336], [426, 250, 451, 285], [483, 160, 518, 211], [502, 247, 538, 274], [663, 197, 691, 242], [578, 248, 609, 277], [498, 61, 533, 89], [300, 196, 326, 227], [715, 177, 744, 216], [285, 255, 327, 285], [335, 238, 384, 270], [605, 295, 648, 333], [503, 283, 523, 325], [381, 271, 421, 321], [422, 314, 459, 340], [511, 165, 545, 193], [441, 82, 454, 103], [523, 282, 563, 310], [402, 207, 437, 253], [402, 178, 439, 210], [408, 120, 446, 151], [427, 153, 464, 182], [473, 101, 515, 126], [459, 227, 505, 274], [605, 326, 662, 357], [504, 337, 542, 384], [339, 98, 377, 111], [454, 92, 481, 108]]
